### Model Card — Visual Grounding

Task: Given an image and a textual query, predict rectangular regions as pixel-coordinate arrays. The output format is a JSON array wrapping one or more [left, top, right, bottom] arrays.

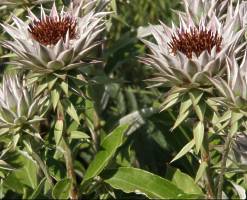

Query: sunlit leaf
[[52, 178, 71, 199], [82, 125, 129, 185], [193, 121, 204, 154], [171, 140, 195, 163]]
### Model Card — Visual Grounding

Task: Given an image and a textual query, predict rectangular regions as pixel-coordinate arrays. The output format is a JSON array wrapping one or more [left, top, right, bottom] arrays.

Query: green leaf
[[5, 151, 38, 190], [189, 91, 205, 121], [52, 178, 71, 199], [218, 110, 231, 124], [195, 161, 207, 183], [51, 88, 60, 110], [195, 161, 208, 183], [60, 81, 69, 96], [166, 166, 203, 195], [102, 167, 185, 199], [193, 103, 206, 122], [160, 92, 180, 111], [230, 112, 243, 135], [171, 110, 190, 131], [82, 125, 129, 184], [62, 99, 80, 124], [70, 131, 90, 139], [54, 120, 63, 145], [29, 178, 46, 199], [47, 76, 58, 90], [179, 95, 192, 114], [171, 140, 195, 163], [189, 91, 203, 105], [35, 82, 48, 97], [193, 121, 204, 154]]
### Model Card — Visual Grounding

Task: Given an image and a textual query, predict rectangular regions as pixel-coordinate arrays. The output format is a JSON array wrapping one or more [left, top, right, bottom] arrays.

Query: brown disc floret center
[[28, 15, 77, 46], [168, 27, 222, 59]]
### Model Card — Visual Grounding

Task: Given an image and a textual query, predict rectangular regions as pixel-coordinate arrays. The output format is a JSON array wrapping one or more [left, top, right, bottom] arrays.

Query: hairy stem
[[201, 130, 215, 199], [217, 133, 232, 199]]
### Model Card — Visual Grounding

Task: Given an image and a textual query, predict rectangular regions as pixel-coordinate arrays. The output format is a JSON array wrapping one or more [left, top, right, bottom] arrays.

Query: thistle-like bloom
[[141, 12, 244, 94], [1, 3, 106, 73], [0, 74, 47, 136]]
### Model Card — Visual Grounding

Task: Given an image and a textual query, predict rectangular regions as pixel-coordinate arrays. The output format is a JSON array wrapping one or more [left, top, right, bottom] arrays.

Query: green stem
[[217, 132, 232, 199], [57, 102, 78, 199], [31, 150, 54, 187], [62, 138, 78, 199], [201, 129, 215, 199]]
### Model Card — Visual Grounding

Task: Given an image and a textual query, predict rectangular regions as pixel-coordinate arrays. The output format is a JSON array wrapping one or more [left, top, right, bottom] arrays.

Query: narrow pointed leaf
[[193, 121, 204, 154], [171, 140, 195, 163], [60, 81, 69, 96], [171, 110, 190, 131], [179, 95, 192, 114], [35, 83, 48, 97], [62, 99, 80, 124], [54, 120, 63, 145], [51, 88, 60, 110], [160, 92, 180, 111], [195, 161, 207, 183]]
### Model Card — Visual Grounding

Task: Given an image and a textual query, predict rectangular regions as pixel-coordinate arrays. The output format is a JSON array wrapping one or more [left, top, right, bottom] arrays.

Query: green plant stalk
[[93, 110, 101, 151], [31, 150, 54, 187], [57, 103, 78, 199], [62, 137, 78, 199], [216, 131, 232, 199], [201, 130, 215, 199]]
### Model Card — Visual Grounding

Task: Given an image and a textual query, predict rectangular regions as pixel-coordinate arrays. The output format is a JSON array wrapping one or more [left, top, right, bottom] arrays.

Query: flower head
[[141, 12, 244, 91], [28, 14, 77, 46], [1, 3, 107, 73], [140, 6, 245, 117], [0, 74, 47, 135], [168, 27, 222, 59]]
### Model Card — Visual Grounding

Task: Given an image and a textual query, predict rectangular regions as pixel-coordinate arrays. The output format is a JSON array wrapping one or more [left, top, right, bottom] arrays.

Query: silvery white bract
[[183, 0, 247, 26], [1, 3, 107, 73], [182, 0, 228, 20], [141, 12, 244, 92], [210, 53, 247, 111], [0, 74, 47, 135]]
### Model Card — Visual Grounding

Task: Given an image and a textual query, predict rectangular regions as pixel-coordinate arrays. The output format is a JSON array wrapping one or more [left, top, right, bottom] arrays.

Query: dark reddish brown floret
[[28, 16, 77, 46], [168, 27, 222, 59]]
